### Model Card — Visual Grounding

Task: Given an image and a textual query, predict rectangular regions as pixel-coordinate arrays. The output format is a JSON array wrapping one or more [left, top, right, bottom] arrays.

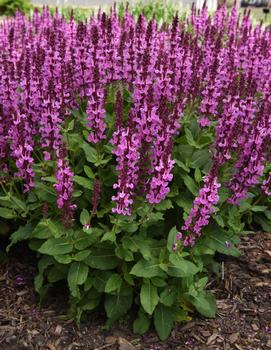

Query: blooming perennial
[[0, 5, 270, 245]]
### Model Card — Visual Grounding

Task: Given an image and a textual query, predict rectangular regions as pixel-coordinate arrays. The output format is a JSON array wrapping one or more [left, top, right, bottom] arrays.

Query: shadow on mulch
[[0, 233, 270, 350]]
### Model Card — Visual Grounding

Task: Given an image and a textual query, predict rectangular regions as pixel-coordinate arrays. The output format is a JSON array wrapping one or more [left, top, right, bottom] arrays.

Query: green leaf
[[130, 259, 164, 278], [10, 196, 28, 212], [214, 215, 225, 228], [183, 175, 198, 196], [167, 226, 178, 252], [254, 214, 271, 231], [54, 255, 73, 264], [7, 223, 33, 252], [151, 277, 167, 287], [34, 255, 54, 292], [140, 280, 159, 315], [32, 219, 53, 239], [203, 228, 240, 257], [185, 128, 198, 148], [104, 292, 133, 325], [133, 310, 150, 335], [0, 207, 16, 219], [73, 250, 90, 261], [155, 199, 173, 211], [93, 271, 112, 292], [68, 262, 89, 297], [160, 286, 177, 307], [48, 266, 66, 283], [105, 274, 122, 293], [101, 231, 116, 243], [195, 277, 208, 291], [67, 119, 74, 131], [186, 291, 217, 318], [154, 304, 175, 340], [175, 195, 193, 213], [80, 288, 101, 311], [191, 149, 210, 169], [80, 209, 90, 225], [167, 254, 199, 277], [42, 176, 56, 184], [115, 246, 134, 262], [74, 175, 92, 189], [84, 165, 95, 179], [194, 168, 202, 183], [251, 205, 267, 212], [84, 247, 119, 270], [174, 159, 190, 172], [81, 142, 98, 163], [38, 238, 73, 256]]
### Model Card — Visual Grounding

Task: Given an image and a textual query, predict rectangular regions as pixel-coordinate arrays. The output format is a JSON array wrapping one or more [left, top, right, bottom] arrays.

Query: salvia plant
[[0, 3, 270, 340]]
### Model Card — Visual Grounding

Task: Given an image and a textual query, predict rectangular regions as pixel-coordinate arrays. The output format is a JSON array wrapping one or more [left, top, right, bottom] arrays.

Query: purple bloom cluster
[[177, 169, 221, 246], [262, 173, 271, 196], [0, 6, 270, 241], [53, 148, 76, 227]]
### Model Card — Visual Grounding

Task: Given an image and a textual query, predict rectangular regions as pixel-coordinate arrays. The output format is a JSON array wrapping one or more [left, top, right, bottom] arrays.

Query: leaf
[[140, 280, 159, 315], [104, 291, 133, 325], [195, 277, 208, 291], [174, 159, 190, 172], [175, 195, 193, 213], [203, 228, 240, 257], [73, 250, 90, 261], [254, 214, 271, 232], [34, 255, 54, 292], [191, 149, 210, 169], [115, 246, 134, 262], [54, 254, 72, 264], [80, 209, 90, 225], [186, 291, 217, 318], [176, 144, 194, 162], [151, 277, 167, 287], [80, 288, 101, 311], [10, 196, 28, 212], [84, 165, 95, 179], [48, 266, 66, 283], [7, 223, 33, 252], [167, 226, 178, 252], [155, 199, 173, 211], [133, 310, 150, 335], [81, 142, 98, 163], [185, 128, 198, 148], [42, 176, 56, 184], [84, 247, 119, 270], [105, 274, 122, 293], [154, 304, 175, 341], [32, 219, 53, 239], [68, 262, 89, 297], [183, 175, 198, 196], [74, 175, 92, 190], [251, 205, 267, 212], [93, 271, 112, 292], [160, 286, 177, 307], [194, 168, 202, 183], [0, 207, 16, 219], [130, 259, 164, 278], [38, 238, 73, 256], [167, 254, 199, 277]]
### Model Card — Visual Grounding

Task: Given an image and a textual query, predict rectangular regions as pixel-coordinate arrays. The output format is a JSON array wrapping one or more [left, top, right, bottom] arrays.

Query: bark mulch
[[0, 232, 270, 350]]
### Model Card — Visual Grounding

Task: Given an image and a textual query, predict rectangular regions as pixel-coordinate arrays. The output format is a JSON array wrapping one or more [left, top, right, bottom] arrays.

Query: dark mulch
[[0, 232, 270, 350]]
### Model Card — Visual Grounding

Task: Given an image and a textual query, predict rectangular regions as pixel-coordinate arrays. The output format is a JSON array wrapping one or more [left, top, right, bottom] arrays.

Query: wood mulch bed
[[0, 232, 270, 350]]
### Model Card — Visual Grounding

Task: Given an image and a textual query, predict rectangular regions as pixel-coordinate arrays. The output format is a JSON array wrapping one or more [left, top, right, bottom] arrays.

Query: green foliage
[[0, 0, 32, 16], [118, 0, 179, 23], [2, 88, 270, 341]]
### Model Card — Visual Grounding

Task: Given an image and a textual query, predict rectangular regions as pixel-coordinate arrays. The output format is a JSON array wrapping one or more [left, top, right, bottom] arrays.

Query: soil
[[0, 232, 270, 350]]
